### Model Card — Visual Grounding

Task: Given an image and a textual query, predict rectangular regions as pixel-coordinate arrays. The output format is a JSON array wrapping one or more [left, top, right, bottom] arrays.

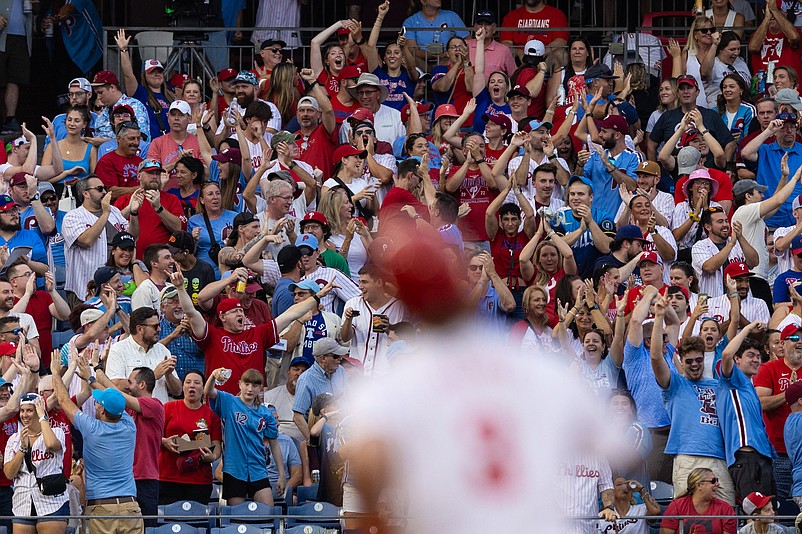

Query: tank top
[[705, 8, 737, 29], [60, 142, 92, 182]]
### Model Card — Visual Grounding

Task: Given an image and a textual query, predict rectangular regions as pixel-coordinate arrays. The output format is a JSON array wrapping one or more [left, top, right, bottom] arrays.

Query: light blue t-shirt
[[211, 390, 278, 482], [402, 10, 468, 48], [47, 210, 66, 267], [74, 410, 137, 500], [583, 149, 640, 217], [718, 364, 775, 467], [623, 340, 674, 428], [266, 433, 301, 486], [187, 210, 236, 278], [663, 369, 725, 459], [98, 138, 150, 160], [785, 412, 802, 498]]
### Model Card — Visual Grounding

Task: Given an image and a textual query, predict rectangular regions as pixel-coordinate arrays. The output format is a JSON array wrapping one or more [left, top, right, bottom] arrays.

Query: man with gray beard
[[755, 323, 802, 504], [157, 285, 201, 381]]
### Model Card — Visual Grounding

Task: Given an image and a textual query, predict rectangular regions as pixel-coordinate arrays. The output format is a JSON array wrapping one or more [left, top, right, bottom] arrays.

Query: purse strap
[[202, 210, 219, 248]]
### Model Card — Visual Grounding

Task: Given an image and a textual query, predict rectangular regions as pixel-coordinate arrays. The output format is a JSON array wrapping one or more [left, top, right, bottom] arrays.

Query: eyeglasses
[[272, 195, 294, 201], [140, 322, 161, 330], [468, 264, 482, 271], [356, 89, 379, 96], [695, 27, 715, 34], [88, 185, 106, 193], [40, 195, 57, 203], [301, 136, 309, 151], [683, 356, 705, 365], [293, 291, 312, 297], [10, 271, 32, 279], [0, 328, 21, 335], [328, 353, 343, 360], [67, 91, 86, 100], [702, 477, 719, 485]]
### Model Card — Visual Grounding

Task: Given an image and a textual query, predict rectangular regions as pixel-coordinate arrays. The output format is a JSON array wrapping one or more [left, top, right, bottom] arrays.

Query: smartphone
[[351, 310, 361, 317], [698, 293, 708, 307]]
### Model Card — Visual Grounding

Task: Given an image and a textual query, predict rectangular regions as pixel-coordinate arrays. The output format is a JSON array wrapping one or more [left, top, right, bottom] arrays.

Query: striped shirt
[[302, 266, 360, 314], [4, 427, 68, 517], [342, 296, 411, 376], [557, 454, 613, 534], [704, 293, 770, 328], [671, 200, 723, 250], [159, 317, 203, 381], [774, 225, 796, 275], [692, 238, 747, 297], [62, 205, 129, 300]]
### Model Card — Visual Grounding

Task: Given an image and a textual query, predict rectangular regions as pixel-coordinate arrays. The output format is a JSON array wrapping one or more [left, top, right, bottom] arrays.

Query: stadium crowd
[[7, 0, 802, 532]]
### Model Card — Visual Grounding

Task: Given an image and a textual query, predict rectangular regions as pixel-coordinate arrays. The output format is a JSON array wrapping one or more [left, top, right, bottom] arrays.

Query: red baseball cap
[[217, 298, 243, 314], [677, 75, 699, 88], [0, 342, 16, 356], [300, 211, 330, 231], [680, 128, 700, 146], [91, 70, 120, 86], [333, 144, 368, 161], [598, 115, 629, 135], [482, 113, 512, 131], [338, 65, 362, 81], [781, 323, 802, 341], [638, 251, 663, 266], [723, 261, 753, 279], [218, 68, 237, 82], [434, 104, 460, 122], [660, 285, 691, 301], [742, 492, 774, 515], [347, 107, 375, 124], [112, 104, 135, 116], [400, 101, 433, 121], [337, 27, 351, 37], [9, 172, 27, 187], [170, 73, 190, 88]]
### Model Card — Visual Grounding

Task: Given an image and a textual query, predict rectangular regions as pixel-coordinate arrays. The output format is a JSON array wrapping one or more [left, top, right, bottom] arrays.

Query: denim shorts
[[13, 499, 69, 525]]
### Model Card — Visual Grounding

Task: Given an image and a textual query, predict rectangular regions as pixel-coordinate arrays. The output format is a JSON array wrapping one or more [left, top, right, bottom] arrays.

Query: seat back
[[211, 525, 272, 533], [145, 523, 203, 534], [286, 502, 341, 528], [134, 31, 175, 65], [159, 500, 210, 529], [220, 502, 281, 530], [295, 483, 319, 505], [649, 480, 675, 505], [284, 526, 337, 534]]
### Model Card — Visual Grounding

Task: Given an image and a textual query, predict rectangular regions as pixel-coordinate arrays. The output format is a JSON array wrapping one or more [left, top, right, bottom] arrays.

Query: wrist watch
[[31, 194, 39, 201], [155, 206, 164, 214]]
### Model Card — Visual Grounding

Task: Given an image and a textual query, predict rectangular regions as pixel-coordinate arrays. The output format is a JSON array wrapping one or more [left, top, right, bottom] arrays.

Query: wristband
[[728, 292, 738, 299], [202, 125, 211, 132], [700, 129, 710, 136], [130, 210, 139, 217], [88, 376, 97, 385], [312, 294, 321, 304], [289, 161, 297, 169], [156, 205, 164, 214], [119, 48, 128, 53], [308, 80, 319, 89], [39, 416, 48, 422], [355, 36, 367, 45]]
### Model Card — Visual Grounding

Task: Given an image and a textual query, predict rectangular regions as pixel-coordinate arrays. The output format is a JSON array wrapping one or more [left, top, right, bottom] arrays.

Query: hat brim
[[506, 89, 530, 99], [347, 83, 390, 102], [261, 40, 287, 49]]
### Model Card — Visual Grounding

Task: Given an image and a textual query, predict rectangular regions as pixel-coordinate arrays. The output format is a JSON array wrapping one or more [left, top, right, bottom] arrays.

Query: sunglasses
[[702, 477, 719, 484], [328, 353, 343, 360], [787, 335, 802, 342], [293, 291, 312, 297], [684, 356, 705, 365], [355, 129, 374, 136], [468, 264, 482, 271], [20, 393, 39, 403], [266, 47, 283, 54], [0, 328, 22, 335], [706, 207, 724, 215], [695, 27, 716, 34], [700, 316, 721, 323], [88, 185, 106, 193], [41, 194, 57, 203]]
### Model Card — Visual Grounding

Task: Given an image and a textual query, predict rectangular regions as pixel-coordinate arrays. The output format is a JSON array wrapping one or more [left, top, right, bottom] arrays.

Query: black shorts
[[0, 35, 30, 86], [222, 472, 271, 501]]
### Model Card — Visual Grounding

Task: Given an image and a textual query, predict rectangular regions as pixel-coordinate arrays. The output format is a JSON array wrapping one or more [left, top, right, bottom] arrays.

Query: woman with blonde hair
[[681, 16, 716, 107], [319, 187, 371, 281], [660, 467, 736, 533], [511, 285, 559, 353], [265, 63, 302, 126], [647, 78, 678, 137]]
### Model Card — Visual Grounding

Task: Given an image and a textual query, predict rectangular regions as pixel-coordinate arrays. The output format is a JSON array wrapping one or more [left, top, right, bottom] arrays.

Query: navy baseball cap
[[792, 234, 802, 255], [615, 224, 647, 242]]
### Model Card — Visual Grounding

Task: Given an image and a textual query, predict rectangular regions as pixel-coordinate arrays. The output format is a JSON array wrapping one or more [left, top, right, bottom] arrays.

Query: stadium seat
[[159, 500, 211, 529], [284, 526, 336, 534], [295, 483, 319, 505], [134, 31, 174, 65], [220, 502, 281, 531], [649, 480, 675, 505], [211, 525, 272, 533], [145, 523, 203, 533], [286, 502, 341, 529]]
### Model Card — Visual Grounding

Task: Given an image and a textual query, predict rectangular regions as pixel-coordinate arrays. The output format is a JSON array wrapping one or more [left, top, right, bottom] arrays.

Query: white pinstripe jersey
[[692, 238, 747, 297], [702, 293, 770, 329], [301, 266, 360, 314], [557, 454, 613, 534], [62, 205, 129, 300], [5, 427, 68, 516], [774, 225, 795, 275], [342, 296, 411, 376]]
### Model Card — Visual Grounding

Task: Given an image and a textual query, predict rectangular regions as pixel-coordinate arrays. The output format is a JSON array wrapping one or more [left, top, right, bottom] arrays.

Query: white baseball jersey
[[692, 238, 747, 297], [671, 200, 723, 250], [62, 205, 129, 300], [732, 202, 769, 280], [5, 427, 67, 516], [641, 225, 677, 285], [596, 503, 649, 534], [302, 266, 360, 314], [614, 190, 675, 226], [774, 225, 795, 275], [342, 296, 411, 376], [338, 104, 406, 145], [252, 0, 302, 49], [557, 454, 614, 534], [215, 98, 282, 136], [507, 153, 569, 203], [692, 293, 770, 333]]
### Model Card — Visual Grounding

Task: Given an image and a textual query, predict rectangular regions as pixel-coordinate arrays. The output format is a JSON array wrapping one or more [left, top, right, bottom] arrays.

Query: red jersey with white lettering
[[448, 165, 497, 242], [753, 358, 798, 454], [499, 5, 569, 47], [194, 322, 279, 394]]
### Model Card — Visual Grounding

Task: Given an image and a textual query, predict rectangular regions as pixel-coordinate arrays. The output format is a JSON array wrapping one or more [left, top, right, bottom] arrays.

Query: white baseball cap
[[168, 100, 191, 115], [524, 40, 546, 57], [68, 77, 91, 92], [144, 59, 164, 73]]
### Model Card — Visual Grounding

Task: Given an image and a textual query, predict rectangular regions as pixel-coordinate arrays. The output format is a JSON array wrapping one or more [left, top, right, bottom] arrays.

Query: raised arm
[[114, 29, 139, 97], [627, 285, 660, 346], [650, 295, 672, 388], [364, 2, 387, 72], [204, 368, 222, 401], [471, 27, 487, 96], [484, 179, 513, 241], [274, 279, 337, 332], [721, 320, 764, 378], [169, 270, 208, 339], [49, 348, 80, 424], [609, 295, 628, 367], [311, 21, 348, 76]]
